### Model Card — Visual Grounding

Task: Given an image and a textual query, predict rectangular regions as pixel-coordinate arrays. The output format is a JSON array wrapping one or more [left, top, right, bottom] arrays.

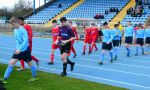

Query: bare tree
[[12, 0, 32, 17]]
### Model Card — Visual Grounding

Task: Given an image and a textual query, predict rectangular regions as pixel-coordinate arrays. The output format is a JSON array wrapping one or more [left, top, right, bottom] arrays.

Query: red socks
[[31, 55, 39, 62], [50, 53, 54, 62]]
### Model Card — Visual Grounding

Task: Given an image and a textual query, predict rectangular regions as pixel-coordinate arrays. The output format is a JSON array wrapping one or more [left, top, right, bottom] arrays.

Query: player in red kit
[[48, 20, 60, 65], [90, 23, 99, 52], [82, 27, 92, 55], [68, 21, 79, 58], [17, 17, 39, 71]]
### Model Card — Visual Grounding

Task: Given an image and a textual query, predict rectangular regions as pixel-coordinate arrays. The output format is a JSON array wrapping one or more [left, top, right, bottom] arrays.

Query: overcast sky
[[0, 0, 44, 9]]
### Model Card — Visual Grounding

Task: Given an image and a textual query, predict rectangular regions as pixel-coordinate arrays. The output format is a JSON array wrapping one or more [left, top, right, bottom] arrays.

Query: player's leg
[[29, 41, 39, 66], [27, 61, 38, 82], [48, 49, 55, 65], [82, 43, 86, 55], [88, 43, 92, 55], [16, 59, 25, 71], [114, 46, 118, 60], [0, 59, 18, 84], [108, 43, 113, 63], [60, 44, 75, 76], [135, 44, 139, 56], [125, 43, 131, 57], [99, 49, 105, 65]]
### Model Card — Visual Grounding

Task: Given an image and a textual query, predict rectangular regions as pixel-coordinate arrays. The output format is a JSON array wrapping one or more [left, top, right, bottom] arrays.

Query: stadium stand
[[64, 0, 129, 22], [26, 0, 78, 24], [121, 0, 150, 25]]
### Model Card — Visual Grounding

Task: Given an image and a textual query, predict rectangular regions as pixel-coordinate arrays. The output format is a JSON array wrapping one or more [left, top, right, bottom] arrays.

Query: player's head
[[127, 21, 132, 26], [9, 17, 20, 29], [52, 20, 57, 27], [103, 22, 108, 29], [137, 23, 142, 29], [68, 20, 72, 26], [18, 16, 25, 26], [91, 23, 95, 27], [114, 24, 119, 29], [60, 17, 67, 26]]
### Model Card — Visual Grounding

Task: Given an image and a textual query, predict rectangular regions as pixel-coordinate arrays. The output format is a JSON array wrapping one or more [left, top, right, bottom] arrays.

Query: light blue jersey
[[145, 28, 150, 38], [112, 29, 122, 40], [135, 29, 145, 39], [101, 29, 114, 43], [124, 26, 134, 37], [14, 26, 29, 52]]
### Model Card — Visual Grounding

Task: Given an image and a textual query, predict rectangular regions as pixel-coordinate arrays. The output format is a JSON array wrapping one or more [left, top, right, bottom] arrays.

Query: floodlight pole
[[33, 0, 35, 13]]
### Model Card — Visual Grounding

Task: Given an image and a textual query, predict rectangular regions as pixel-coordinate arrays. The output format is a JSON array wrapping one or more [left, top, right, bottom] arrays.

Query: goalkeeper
[[55, 17, 76, 76]]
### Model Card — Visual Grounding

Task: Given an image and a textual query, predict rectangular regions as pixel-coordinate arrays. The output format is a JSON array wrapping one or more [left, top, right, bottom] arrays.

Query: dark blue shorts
[[113, 40, 120, 47], [125, 37, 133, 44], [102, 42, 113, 50], [136, 38, 144, 46], [146, 37, 150, 44], [12, 47, 32, 62]]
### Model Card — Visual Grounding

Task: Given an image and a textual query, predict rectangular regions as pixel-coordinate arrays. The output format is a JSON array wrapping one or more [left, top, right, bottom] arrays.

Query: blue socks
[[4, 65, 14, 80], [135, 46, 138, 55], [114, 47, 118, 57], [109, 50, 113, 59], [100, 52, 104, 62], [30, 66, 37, 78]]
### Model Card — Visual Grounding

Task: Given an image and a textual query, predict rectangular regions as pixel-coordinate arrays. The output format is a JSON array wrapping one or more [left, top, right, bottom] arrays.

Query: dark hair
[[114, 24, 118, 28], [52, 20, 57, 23], [137, 23, 142, 27], [68, 20, 72, 24], [60, 17, 67, 22], [18, 17, 24, 21], [103, 22, 108, 26], [91, 23, 95, 25]]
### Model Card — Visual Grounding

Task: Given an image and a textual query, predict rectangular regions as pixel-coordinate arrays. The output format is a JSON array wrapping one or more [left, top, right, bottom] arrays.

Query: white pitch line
[[0, 59, 150, 89]]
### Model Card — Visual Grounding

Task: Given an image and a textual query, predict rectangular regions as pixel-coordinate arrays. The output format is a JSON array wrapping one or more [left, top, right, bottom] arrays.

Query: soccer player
[[112, 24, 122, 60], [48, 20, 60, 65], [123, 21, 135, 57], [0, 17, 37, 84], [56, 17, 75, 76], [99, 22, 114, 65], [82, 27, 92, 55], [144, 23, 150, 54], [68, 21, 79, 58], [118, 22, 123, 46], [134, 24, 145, 56], [90, 23, 99, 52], [16, 17, 39, 71]]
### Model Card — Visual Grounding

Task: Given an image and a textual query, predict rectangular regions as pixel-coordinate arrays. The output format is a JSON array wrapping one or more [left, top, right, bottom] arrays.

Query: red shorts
[[51, 43, 59, 49], [91, 38, 97, 43], [84, 38, 91, 44]]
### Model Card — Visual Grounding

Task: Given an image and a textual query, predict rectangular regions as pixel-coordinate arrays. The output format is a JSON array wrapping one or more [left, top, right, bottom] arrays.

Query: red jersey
[[72, 27, 79, 40], [85, 28, 91, 39], [90, 27, 99, 39], [52, 27, 59, 42], [24, 24, 33, 42]]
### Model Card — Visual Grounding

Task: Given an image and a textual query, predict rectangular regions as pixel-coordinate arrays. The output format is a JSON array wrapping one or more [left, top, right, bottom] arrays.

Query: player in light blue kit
[[99, 22, 114, 65], [144, 23, 150, 54], [0, 17, 37, 84], [112, 24, 122, 60], [134, 24, 145, 56], [124, 21, 135, 57]]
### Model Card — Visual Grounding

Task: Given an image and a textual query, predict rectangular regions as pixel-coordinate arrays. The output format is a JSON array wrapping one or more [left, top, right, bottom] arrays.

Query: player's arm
[[107, 30, 114, 44]]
